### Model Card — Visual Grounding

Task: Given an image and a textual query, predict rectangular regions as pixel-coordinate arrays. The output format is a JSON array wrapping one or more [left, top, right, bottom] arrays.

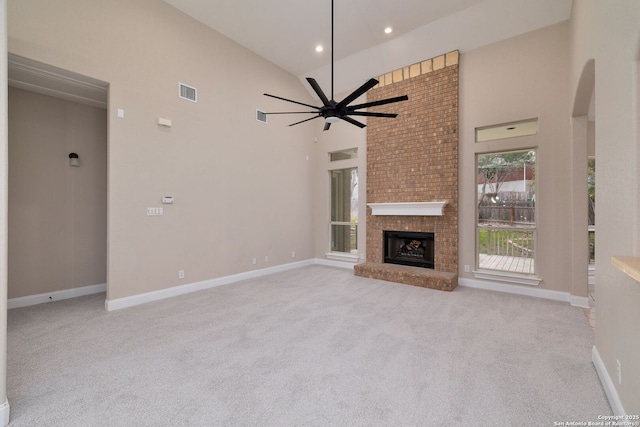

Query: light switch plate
[[157, 117, 172, 127], [147, 207, 164, 216]]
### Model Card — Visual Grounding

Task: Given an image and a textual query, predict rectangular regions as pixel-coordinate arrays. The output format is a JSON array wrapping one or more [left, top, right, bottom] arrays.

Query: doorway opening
[[572, 58, 595, 328], [7, 54, 109, 308]]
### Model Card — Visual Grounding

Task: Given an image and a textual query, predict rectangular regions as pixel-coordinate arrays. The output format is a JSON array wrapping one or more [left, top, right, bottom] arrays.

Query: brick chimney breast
[[354, 51, 459, 291]]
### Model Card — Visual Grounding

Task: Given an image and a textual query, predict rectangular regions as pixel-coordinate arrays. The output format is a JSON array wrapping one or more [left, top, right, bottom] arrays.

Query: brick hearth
[[355, 262, 457, 291], [354, 51, 459, 291]]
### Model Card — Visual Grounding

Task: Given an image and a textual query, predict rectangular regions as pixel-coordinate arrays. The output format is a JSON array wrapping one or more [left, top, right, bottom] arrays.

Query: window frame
[[475, 118, 538, 143], [329, 147, 358, 162], [474, 148, 541, 285], [328, 167, 358, 256]]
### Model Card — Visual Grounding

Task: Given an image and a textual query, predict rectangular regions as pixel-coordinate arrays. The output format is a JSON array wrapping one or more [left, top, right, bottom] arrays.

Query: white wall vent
[[256, 109, 268, 123], [179, 82, 197, 103]]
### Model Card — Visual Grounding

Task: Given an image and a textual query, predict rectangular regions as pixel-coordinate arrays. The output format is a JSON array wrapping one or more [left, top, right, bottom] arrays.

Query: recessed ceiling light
[[315, 45, 323, 53], [384, 27, 393, 34]]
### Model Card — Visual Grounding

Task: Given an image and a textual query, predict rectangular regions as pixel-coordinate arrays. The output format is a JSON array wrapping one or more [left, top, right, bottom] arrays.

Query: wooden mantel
[[367, 202, 447, 216]]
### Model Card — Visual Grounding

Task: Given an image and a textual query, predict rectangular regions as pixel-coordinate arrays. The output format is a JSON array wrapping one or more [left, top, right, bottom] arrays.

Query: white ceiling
[[164, 0, 488, 76], [164, 0, 572, 96], [8, 0, 573, 108]]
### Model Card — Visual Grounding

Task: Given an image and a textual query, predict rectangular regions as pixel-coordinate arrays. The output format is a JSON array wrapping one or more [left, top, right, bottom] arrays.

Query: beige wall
[[1, 0, 9, 416], [570, 0, 640, 414], [8, 0, 317, 300], [459, 22, 573, 293], [8, 87, 107, 298]]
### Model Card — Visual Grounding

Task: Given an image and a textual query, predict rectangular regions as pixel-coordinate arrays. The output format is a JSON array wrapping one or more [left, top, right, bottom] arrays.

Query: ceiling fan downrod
[[263, 0, 408, 131]]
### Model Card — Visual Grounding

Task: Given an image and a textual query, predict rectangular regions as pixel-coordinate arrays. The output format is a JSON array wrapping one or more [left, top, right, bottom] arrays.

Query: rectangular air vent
[[256, 109, 267, 123], [179, 82, 197, 103]]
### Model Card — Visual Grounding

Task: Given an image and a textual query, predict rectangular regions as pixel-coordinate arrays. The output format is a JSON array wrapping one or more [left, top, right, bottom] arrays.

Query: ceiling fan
[[263, 0, 409, 131]]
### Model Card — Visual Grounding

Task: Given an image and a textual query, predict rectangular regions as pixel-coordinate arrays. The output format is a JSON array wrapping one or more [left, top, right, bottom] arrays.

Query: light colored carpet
[[7, 265, 611, 426]]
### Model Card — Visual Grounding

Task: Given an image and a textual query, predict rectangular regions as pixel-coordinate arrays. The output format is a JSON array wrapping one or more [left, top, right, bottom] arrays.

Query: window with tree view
[[477, 149, 536, 274], [330, 168, 358, 254]]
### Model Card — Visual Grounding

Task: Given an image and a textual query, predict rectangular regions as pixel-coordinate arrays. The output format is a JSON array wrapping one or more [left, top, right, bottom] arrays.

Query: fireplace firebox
[[384, 231, 434, 269]]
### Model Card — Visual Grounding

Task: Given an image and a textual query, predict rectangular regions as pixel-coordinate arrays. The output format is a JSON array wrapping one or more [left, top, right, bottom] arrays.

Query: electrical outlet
[[265, 256, 269, 263], [252, 258, 257, 265], [178, 270, 185, 279], [617, 360, 622, 384], [291, 251, 296, 258], [464, 265, 470, 273]]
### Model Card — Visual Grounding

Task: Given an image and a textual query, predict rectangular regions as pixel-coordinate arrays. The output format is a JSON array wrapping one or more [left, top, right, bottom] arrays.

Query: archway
[[570, 59, 595, 312]]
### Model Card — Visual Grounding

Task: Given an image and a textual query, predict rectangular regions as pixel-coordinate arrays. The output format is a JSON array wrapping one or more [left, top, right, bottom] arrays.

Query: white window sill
[[473, 269, 542, 286], [325, 252, 359, 263]]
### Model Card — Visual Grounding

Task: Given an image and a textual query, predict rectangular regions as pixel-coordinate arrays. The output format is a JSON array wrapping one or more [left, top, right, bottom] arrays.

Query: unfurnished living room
[[1, 0, 639, 426]]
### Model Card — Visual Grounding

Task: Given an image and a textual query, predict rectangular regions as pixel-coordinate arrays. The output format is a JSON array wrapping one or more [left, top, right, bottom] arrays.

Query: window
[[477, 149, 536, 275], [476, 118, 538, 142], [329, 148, 358, 161], [330, 168, 358, 253]]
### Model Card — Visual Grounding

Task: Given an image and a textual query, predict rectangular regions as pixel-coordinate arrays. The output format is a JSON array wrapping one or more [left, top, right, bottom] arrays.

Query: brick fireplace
[[354, 51, 459, 291]]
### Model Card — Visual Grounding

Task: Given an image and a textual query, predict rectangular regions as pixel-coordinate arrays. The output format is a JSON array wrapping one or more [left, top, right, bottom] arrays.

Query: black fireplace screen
[[384, 231, 434, 269]]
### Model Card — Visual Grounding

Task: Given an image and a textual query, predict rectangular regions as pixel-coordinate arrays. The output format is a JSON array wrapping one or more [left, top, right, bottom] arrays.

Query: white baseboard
[[8, 283, 107, 309], [315, 258, 356, 270], [106, 259, 316, 311], [472, 270, 542, 286], [0, 399, 9, 427], [8, 265, 589, 313], [592, 346, 626, 415], [570, 295, 590, 308], [458, 277, 586, 306], [324, 252, 359, 264]]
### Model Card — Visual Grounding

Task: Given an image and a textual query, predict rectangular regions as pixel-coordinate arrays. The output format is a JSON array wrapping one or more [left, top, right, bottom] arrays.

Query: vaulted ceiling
[[8, 0, 573, 108], [164, 0, 572, 95]]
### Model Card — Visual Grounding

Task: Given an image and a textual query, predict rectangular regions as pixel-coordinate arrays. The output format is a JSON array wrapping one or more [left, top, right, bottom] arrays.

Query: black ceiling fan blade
[[306, 78, 331, 106], [264, 93, 320, 110], [289, 115, 321, 127], [340, 116, 366, 128], [348, 95, 409, 111], [262, 0, 406, 132], [336, 78, 379, 109], [347, 111, 398, 118], [265, 111, 318, 115]]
